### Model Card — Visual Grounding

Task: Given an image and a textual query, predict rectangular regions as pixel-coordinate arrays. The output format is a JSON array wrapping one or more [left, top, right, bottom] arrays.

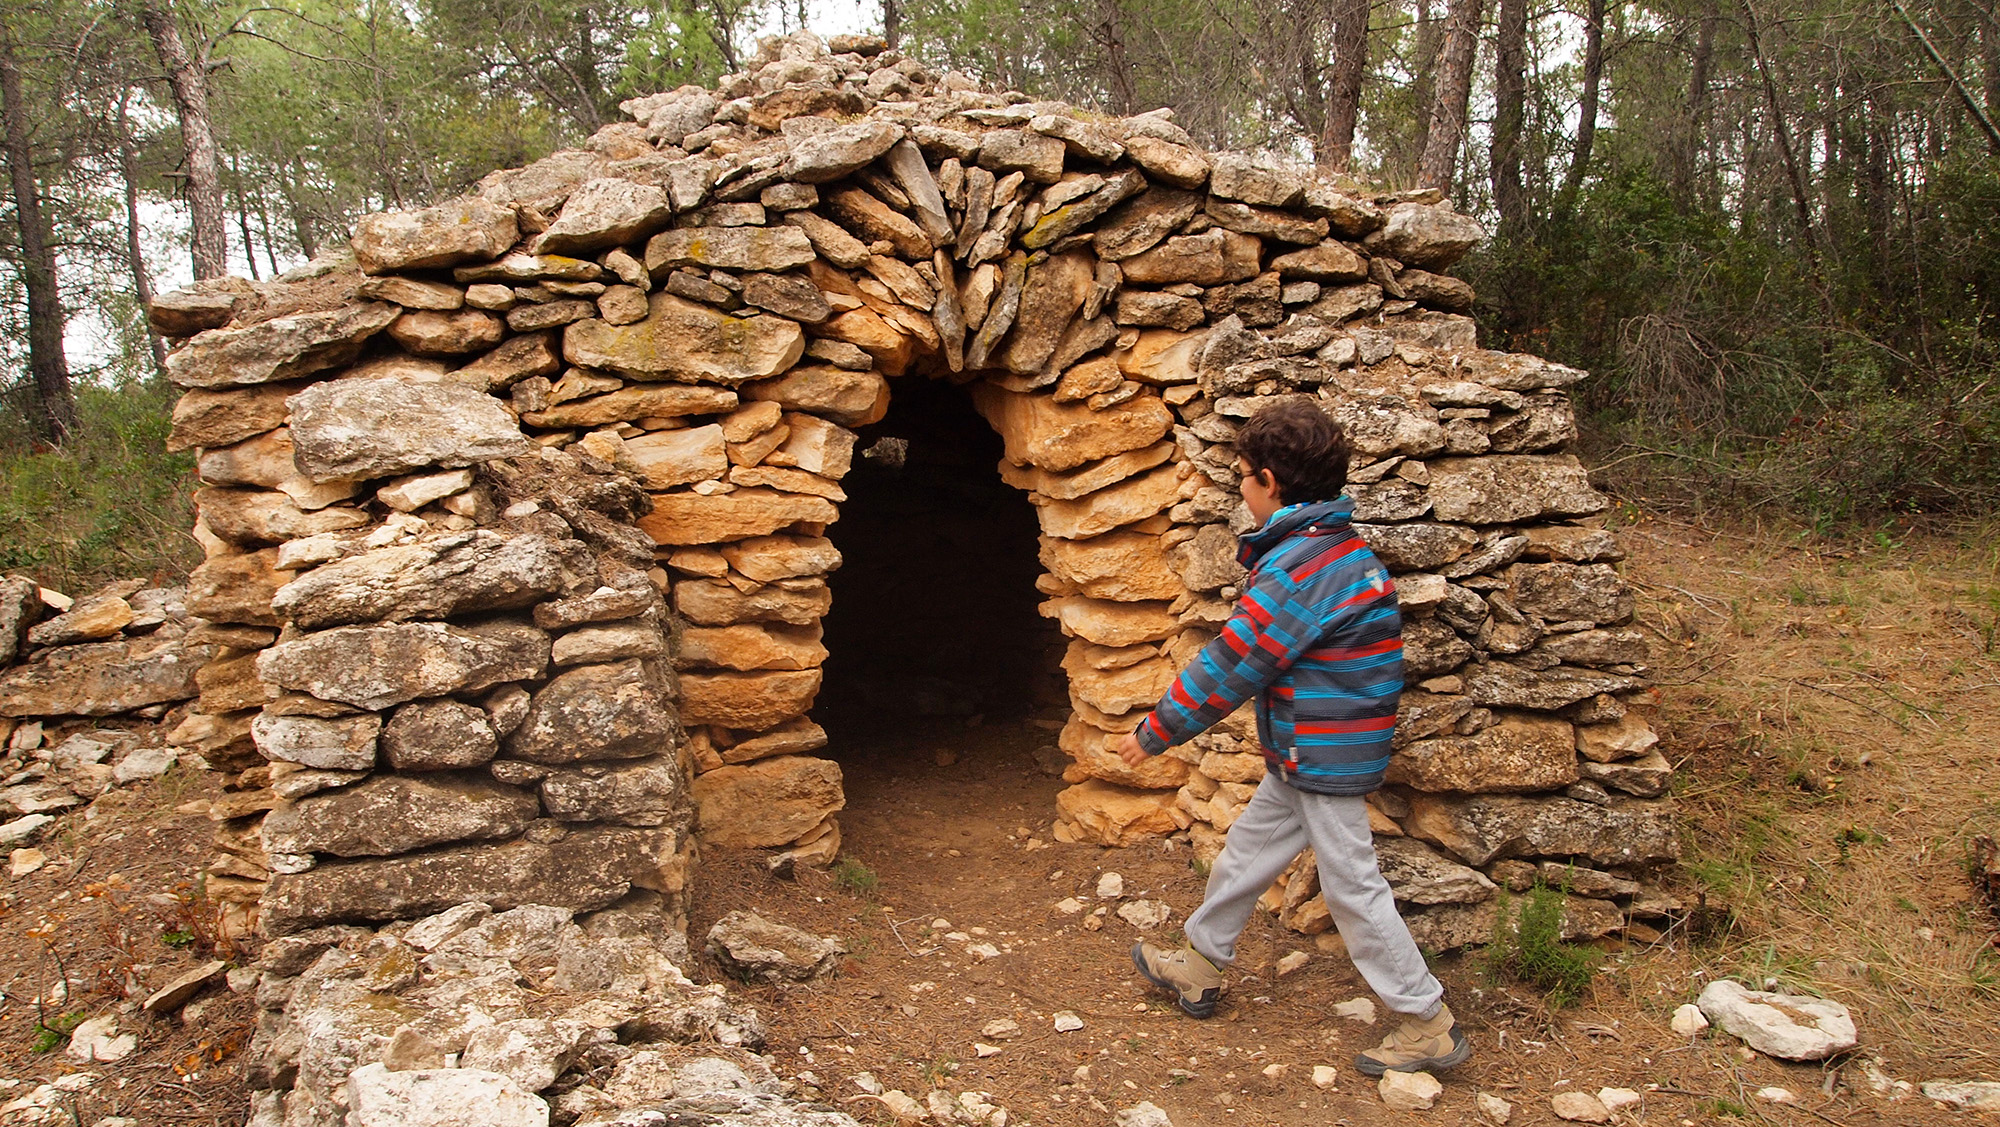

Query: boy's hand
[[1116, 731, 1149, 767]]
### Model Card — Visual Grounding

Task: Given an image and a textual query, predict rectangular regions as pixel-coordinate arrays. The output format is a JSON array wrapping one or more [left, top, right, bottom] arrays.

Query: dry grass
[[1610, 508, 2000, 1078]]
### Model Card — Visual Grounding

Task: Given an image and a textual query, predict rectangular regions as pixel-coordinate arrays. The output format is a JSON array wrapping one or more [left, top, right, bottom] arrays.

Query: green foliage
[[160, 927, 197, 949], [28, 1011, 86, 1054], [830, 857, 880, 897], [0, 379, 199, 592], [1486, 880, 1600, 1007]]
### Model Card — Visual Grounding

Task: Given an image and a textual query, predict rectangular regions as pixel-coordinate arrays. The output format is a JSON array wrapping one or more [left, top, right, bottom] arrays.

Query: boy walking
[[1116, 399, 1470, 1077]]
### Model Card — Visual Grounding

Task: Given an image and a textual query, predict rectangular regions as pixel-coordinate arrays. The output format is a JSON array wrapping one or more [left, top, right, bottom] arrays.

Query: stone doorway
[[816, 374, 1068, 756]]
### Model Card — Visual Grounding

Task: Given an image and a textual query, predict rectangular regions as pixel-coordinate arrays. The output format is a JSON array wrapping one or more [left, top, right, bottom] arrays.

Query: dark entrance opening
[[816, 375, 1067, 758]]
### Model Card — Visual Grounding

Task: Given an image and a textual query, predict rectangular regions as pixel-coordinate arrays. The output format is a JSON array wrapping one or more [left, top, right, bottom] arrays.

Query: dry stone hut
[[143, 30, 1677, 949]]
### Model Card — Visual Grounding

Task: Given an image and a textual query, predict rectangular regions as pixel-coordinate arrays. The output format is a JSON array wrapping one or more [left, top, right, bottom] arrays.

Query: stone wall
[[147, 29, 1677, 945]]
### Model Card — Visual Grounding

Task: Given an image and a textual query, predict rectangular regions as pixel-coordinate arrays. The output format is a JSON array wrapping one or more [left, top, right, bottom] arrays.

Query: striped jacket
[[1134, 497, 1403, 796]]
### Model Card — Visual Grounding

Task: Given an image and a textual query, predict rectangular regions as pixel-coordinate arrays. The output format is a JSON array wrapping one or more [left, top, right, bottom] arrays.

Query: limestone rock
[[1387, 714, 1579, 793], [564, 293, 805, 384], [782, 119, 904, 183], [259, 621, 550, 711], [458, 1020, 584, 1095], [972, 384, 1174, 472], [166, 303, 400, 390], [505, 660, 676, 764], [674, 579, 830, 627], [1039, 530, 1186, 602], [1044, 596, 1180, 646], [1550, 1091, 1610, 1123], [691, 756, 844, 848], [721, 534, 842, 582], [273, 532, 575, 629], [625, 426, 729, 489], [1375, 836, 1498, 905], [643, 226, 817, 274], [521, 383, 739, 428], [1378, 1070, 1443, 1111], [998, 442, 1175, 500], [1576, 713, 1658, 763], [1427, 455, 1609, 524], [0, 630, 207, 717], [536, 179, 673, 255], [1034, 465, 1180, 539], [678, 624, 826, 671], [743, 366, 889, 427], [26, 595, 133, 646], [1695, 979, 1857, 1061], [167, 383, 296, 451], [639, 489, 839, 546], [1462, 663, 1644, 711], [383, 699, 501, 770], [1119, 230, 1260, 286], [389, 309, 505, 356], [707, 910, 845, 982], [1404, 793, 1679, 867], [1370, 203, 1485, 269], [539, 756, 684, 826], [1506, 563, 1634, 625], [263, 774, 539, 858], [252, 711, 381, 770], [288, 377, 533, 482], [261, 825, 690, 934], [352, 197, 521, 274], [1056, 781, 1179, 845], [197, 488, 371, 547], [680, 669, 821, 729]]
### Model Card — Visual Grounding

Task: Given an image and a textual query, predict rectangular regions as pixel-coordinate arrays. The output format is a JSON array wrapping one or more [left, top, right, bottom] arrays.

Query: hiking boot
[[1131, 941, 1224, 1018], [1353, 1003, 1471, 1076]]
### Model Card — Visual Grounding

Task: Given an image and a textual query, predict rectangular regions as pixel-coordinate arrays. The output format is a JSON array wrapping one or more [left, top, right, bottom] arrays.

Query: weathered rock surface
[[352, 196, 521, 274], [706, 910, 844, 982], [0, 631, 207, 717], [691, 756, 843, 848], [288, 377, 534, 482], [258, 622, 550, 711], [565, 293, 805, 383], [272, 532, 576, 629], [263, 774, 540, 857], [505, 660, 676, 764], [1695, 979, 1858, 1061], [166, 303, 400, 390]]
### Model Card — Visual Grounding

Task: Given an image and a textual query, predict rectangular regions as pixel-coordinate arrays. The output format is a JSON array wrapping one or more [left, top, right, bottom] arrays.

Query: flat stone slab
[[1696, 979, 1858, 1061]]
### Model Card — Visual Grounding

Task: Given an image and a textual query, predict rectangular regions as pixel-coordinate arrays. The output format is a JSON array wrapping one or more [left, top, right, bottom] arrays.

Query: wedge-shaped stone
[[1120, 136, 1210, 190], [692, 756, 844, 848], [287, 377, 532, 482], [196, 428, 363, 512], [999, 252, 1096, 374], [273, 532, 573, 630], [263, 774, 538, 858], [822, 188, 930, 258], [1506, 562, 1634, 625], [1404, 792, 1679, 867], [196, 488, 369, 548], [0, 631, 207, 718], [539, 756, 684, 826], [259, 621, 550, 711], [643, 225, 816, 274], [167, 303, 400, 390], [1042, 596, 1179, 646], [1039, 529, 1186, 601], [1034, 465, 1179, 540], [743, 366, 888, 427], [552, 623, 665, 665], [261, 825, 690, 934], [352, 196, 519, 274], [520, 384, 738, 428], [505, 659, 675, 764], [972, 384, 1173, 472], [565, 293, 805, 384], [1270, 240, 1367, 281], [673, 579, 830, 626], [637, 488, 838, 546], [997, 442, 1173, 501], [1067, 655, 1175, 716], [167, 383, 296, 452], [1056, 780, 1180, 845], [678, 624, 826, 671], [448, 332, 562, 392], [1353, 522, 1477, 572], [680, 669, 821, 729], [1426, 455, 1610, 524], [1375, 836, 1499, 905], [1061, 717, 1189, 789], [537, 178, 673, 255], [1094, 188, 1204, 262], [1463, 661, 1642, 711], [624, 425, 728, 489], [1207, 152, 1305, 207], [1576, 713, 1657, 763], [387, 309, 504, 356], [1386, 713, 1578, 793], [1204, 198, 1326, 244], [719, 534, 841, 582]]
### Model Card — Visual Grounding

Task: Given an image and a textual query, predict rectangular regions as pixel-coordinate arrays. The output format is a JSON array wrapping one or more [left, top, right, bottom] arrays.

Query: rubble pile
[[139, 27, 1677, 949]]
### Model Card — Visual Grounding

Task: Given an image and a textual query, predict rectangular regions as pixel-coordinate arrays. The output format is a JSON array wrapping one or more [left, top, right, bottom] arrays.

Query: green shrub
[[1486, 880, 1601, 1007]]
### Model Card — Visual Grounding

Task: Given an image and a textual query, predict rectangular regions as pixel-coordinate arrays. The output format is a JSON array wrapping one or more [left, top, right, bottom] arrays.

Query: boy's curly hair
[[1236, 398, 1351, 504]]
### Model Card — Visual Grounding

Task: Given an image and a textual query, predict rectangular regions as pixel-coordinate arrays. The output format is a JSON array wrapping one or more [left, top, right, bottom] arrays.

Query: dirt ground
[[1, 511, 1996, 1125]]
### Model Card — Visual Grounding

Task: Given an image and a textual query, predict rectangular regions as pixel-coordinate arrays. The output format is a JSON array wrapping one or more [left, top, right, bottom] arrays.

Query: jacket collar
[[1237, 497, 1355, 567]]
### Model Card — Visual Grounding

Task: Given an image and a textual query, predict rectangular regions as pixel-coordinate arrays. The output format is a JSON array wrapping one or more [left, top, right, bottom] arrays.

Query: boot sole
[[1354, 1027, 1472, 1076], [1130, 942, 1220, 1019]]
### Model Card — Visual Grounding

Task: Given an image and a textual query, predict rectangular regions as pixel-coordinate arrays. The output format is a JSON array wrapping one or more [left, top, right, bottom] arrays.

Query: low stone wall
[[145, 29, 1676, 945]]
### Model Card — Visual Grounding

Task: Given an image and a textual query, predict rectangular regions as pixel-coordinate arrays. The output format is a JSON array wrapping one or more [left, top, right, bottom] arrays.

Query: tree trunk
[[883, 0, 901, 49], [1672, 2, 1716, 209], [1097, 0, 1133, 115], [1410, 0, 1442, 161], [1739, 0, 1817, 263], [1416, 0, 1485, 193], [0, 25, 76, 443], [1319, 0, 1369, 172], [139, 0, 228, 281], [116, 94, 168, 381], [1986, 14, 2000, 124], [1556, 0, 1605, 211], [1490, 0, 1528, 229]]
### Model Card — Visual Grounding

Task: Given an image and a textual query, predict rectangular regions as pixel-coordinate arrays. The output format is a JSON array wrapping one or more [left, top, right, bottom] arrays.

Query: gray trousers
[[1183, 773, 1445, 1018]]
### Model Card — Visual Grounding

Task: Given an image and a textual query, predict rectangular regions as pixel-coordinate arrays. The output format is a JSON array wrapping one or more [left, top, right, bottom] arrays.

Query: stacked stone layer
[[149, 29, 1676, 944]]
